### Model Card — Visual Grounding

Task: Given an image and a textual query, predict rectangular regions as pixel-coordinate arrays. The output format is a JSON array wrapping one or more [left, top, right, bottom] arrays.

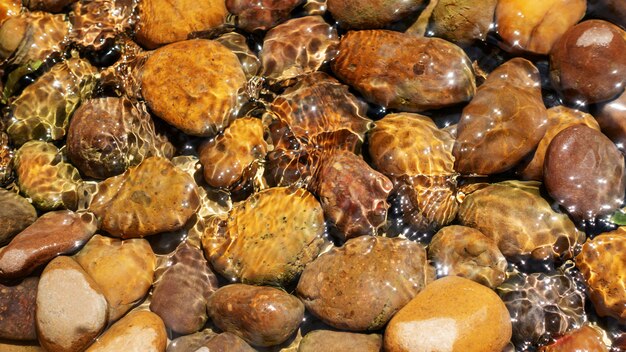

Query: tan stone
[[298, 330, 382, 352], [86, 311, 167, 352], [384, 276, 512, 352]]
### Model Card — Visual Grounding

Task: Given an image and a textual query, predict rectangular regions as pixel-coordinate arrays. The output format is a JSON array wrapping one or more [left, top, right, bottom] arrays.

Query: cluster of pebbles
[[0, 0, 624, 351]]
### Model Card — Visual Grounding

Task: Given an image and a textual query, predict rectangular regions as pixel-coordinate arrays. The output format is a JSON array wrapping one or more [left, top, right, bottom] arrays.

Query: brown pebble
[[0, 277, 38, 341]]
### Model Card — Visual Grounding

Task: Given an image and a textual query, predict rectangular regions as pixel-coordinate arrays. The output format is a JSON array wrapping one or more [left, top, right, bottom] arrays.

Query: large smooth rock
[[150, 242, 218, 334], [384, 276, 512, 352], [85, 311, 167, 352], [0, 277, 38, 340], [0, 188, 37, 245], [74, 235, 156, 321], [35, 256, 108, 352], [298, 330, 383, 352], [0, 211, 97, 279], [89, 157, 200, 238], [296, 236, 433, 331], [327, 0, 425, 29], [207, 284, 304, 347]]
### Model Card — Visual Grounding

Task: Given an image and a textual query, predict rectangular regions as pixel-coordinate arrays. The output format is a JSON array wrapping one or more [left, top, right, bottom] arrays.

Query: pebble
[[198, 332, 255, 352], [384, 276, 512, 352], [0, 188, 36, 245], [0, 211, 97, 279], [0, 277, 38, 340], [207, 284, 304, 347], [35, 256, 108, 352], [85, 310, 167, 352], [296, 236, 433, 331], [327, 0, 425, 29], [298, 330, 383, 352], [74, 234, 157, 321]]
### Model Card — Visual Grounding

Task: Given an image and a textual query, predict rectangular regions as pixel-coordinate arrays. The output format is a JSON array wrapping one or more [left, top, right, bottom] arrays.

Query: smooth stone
[[85, 310, 167, 352], [0, 277, 38, 340], [384, 276, 512, 352], [540, 325, 608, 352], [594, 89, 626, 154], [141, 40, 246, 137], [327, 0, 425, 29], [431, 0, 498, 46], [89, 156, 200, 238], [207, 284, 304, 347], [198, 332, 256, 352], [150, 242, 218, 335], [544, 125, 626, 222], [135, 0, 226, 49], [0, 211, 97, 279], [0, 189, 36, 245], [298, 330, 383, 352], [203, 187, 326, 286], [74, 235, 156, 321], [296, 236, 433, 331], [428, 225, 507, 288], [576, 229, 626, 324], [167, 329, 218, 352], [36, 256, 108, 352], [225, 0, 303, 32]]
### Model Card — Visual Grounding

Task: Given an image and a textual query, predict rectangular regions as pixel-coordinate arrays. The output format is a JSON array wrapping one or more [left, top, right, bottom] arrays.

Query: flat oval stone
[[150, 242, 218, 335], [141, 40, 246, 137], [135, 0, 226, 49], [0, 211, 97, 279], [310, 150, 393, 240], [429, 225, 507, 288], [332, 30, 475, 112], [0, 188, 36, 245], [260, 16, 339, 82], [67, 97, 174, 179], [89, 156, 200, 238], [544, 125, 626, 221], [298, 330, 383, 352], [296, 236, 433, 331], [0, 277, 38, 340], [431, 0, 498, 46], [327, 0, 425, 29], [496, 0, 586, 54], [576, 229, 626, 323], [453, 58, 548, 175], [74, 235, 156, 321], [13, 141, 83, 211], [384, 276, 512, 352], [36, 256, 108, 352], [85, 311, 167, 352], [550, 20, 626, 104], [203, 187, 326, 286], [199, 117, 268, 189], [207, 284, 304, 347], [458, 181, 583, 261], [518, 106, 600, 181]]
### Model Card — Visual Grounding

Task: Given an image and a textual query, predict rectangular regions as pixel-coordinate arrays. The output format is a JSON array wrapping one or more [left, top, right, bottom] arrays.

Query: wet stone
[[260, 15, 339, 83], [594, 89, 626, 155], [296, 236, 434, 331], [428, 225, 507, 288], [85, 311, 167, 352], [453, 58, 548, 175], [0, 189, 37, 245], [13, 141, 83, 211], [7, 58, 98, 146], [458, 181, 583, 261], [495, 0, 586, 54], [385, 276, 512, 352], [0, 210, 97, 279], [74, 235, 157, 321], [575, 229, 626, 324], [167, 329, 218, 352], [203, 187, 326, 286], [497, 269, 586, 347], [36, 256, 108, 352], [67, 97, 174, 179], [544, 125, 626, 222], [215, 32, 261, 79], [540, 325, 609, 352], [23, 0, 76, 13], [135, 0, 226, 49], [298, 330, 383, 352], [207, 284, 304, 347], [0, 277, 38, 341], [89, 156, 200, 238], [141, 39, 247, 137], [199, 117, 269, 190], [150, 242, 219, 335], [550, 20, 626, 104], [332, 30, 476, 112], [430, 0, 498, 46], [327, 0, 425, 29], [69, 0, 135, 51], [200, 332, 256, 352], [0, 0, 20, 25], [226, 0, 303, 32]]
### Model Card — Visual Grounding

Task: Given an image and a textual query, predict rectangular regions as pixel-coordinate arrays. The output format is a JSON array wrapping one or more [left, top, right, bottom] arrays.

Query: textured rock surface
[[298, 330, 383, 352], [385, 276, 512, 352], [327, 0, 425, 29], [0, 188, 37, 245], [0, 277, 38, 340], [297, 236, 433, 331]]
